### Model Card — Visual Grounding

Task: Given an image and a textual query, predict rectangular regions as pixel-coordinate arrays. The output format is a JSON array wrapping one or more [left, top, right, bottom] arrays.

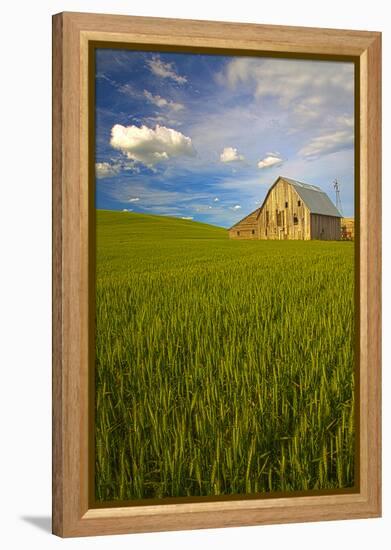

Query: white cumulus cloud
[[181, 216, 194, 220], [144, 90, 184, 112], [110, 124, 195, 168], [257, 153, 283, 169], [146, 56, 187, 84], [299, 130, 353, 159], [220, 147, 245, 163], [231, 204, 241, 210], [213, 197, 219, 202], [128, 197, 140, 203]]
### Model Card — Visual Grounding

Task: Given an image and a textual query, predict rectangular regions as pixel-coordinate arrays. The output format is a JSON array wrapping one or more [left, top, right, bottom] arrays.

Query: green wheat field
[[95, 209, 355, 502]]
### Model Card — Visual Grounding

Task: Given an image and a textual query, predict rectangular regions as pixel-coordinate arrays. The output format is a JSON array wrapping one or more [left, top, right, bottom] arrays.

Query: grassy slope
[[95, 210, 355, 501]]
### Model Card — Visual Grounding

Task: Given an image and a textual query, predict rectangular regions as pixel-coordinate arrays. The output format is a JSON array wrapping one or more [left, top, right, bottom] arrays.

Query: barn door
[[277, 210, 284, 240]]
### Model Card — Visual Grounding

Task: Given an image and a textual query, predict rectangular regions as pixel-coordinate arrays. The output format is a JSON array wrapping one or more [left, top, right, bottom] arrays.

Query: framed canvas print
[[52, 12, 381, 537]]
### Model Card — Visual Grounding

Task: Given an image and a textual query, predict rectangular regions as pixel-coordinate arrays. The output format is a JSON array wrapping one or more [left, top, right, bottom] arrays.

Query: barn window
[[237, 231, 240, 236], [285, 201, 288, 208], [298, 200, 301, 206], [266, 211, 269, 223], [252, 229, 255, 235], [293, 215, 299, 225]]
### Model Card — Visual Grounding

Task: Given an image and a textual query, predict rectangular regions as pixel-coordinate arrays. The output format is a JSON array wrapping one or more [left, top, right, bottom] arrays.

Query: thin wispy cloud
[[95, 161, 120, 179], [143, 90, 184, 112], [219, 57, 353, 108], [146, 55, 187, 84], [299, 130, 354, 159]]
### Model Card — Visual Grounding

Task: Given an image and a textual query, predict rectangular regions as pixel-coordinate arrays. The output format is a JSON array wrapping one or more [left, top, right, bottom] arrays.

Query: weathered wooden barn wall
[[341, 217, 355, 240], [228, 176, 342, 241], [310, 214, 341, 240], [228, 208, 260, 239], [257, 178, 311, 240]]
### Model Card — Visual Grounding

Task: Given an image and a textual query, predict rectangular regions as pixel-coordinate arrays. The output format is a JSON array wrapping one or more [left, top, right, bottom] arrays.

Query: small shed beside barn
[[229, 176, 342, 241], [341, 217, 355, 240]]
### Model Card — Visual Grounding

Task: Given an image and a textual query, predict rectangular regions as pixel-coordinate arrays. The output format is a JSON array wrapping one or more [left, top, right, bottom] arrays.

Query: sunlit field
[[95, 210, 355, 501]]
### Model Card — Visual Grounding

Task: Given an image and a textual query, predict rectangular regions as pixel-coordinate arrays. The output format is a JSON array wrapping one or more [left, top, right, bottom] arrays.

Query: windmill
[[333, 179, 343, 215]]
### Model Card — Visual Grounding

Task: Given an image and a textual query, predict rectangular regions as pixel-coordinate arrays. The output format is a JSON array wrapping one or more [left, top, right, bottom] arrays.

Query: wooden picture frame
[[52, 11, 381, 537]]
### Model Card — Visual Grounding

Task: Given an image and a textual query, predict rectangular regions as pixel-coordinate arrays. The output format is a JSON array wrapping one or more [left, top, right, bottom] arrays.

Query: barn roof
[[228, 207, 261, 230], [282, 177, 342, 217]]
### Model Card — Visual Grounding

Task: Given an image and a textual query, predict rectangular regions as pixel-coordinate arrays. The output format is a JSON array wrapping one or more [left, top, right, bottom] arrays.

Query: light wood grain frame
[[52, 11, 381, 538]]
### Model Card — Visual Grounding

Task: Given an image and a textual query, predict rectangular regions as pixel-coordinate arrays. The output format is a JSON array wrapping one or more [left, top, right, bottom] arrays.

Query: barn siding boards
[[228, 208, 260, 239], [228, 176, 342, 241], [257, 178, 310, 240], [311, 214, 342, 240]]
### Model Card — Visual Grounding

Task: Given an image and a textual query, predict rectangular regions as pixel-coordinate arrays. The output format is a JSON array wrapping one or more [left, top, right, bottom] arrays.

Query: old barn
[[229, 176, 342, 241]]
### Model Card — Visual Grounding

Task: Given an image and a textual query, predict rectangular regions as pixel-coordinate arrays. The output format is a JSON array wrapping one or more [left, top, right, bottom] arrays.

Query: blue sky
[[95, 49, 355, 227]]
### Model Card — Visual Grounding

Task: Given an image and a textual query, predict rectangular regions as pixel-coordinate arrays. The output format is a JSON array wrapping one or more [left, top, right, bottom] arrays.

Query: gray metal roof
[[282, 177, 342, 217]]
